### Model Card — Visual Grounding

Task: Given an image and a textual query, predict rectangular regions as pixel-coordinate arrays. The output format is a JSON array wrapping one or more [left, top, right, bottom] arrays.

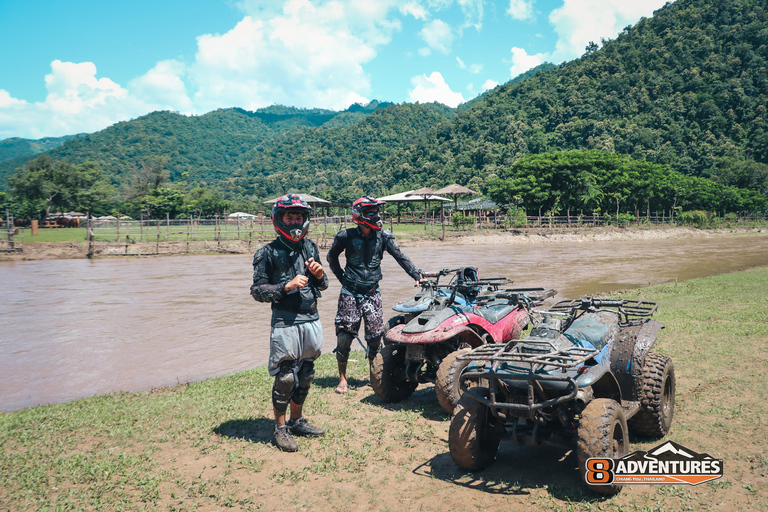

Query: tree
[[138, 188, 186, 219], [8, 156, 66, 218], [125, 156, 170, 199], [7, 156, 113, 218]]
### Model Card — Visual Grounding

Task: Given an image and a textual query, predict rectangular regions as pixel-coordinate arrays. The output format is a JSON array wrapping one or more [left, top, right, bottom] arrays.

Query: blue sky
[[0, 0, 671, 139]]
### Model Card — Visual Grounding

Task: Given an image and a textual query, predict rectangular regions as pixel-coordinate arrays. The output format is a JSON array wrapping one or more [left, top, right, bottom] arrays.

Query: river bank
[[1, 267, 766, 511], [1, 225, 765, 262]]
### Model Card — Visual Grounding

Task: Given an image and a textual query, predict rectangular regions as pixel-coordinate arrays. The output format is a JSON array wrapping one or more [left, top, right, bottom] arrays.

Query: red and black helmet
[[272, 194, 312, 241], [352, 196, 385, 230]]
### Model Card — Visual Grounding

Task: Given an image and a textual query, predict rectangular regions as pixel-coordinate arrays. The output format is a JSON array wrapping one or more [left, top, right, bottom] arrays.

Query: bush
[[677, 210, 710, 228], [504, 207, 527, 228], [604, 213, 634, 227], [451, 212, 476, 228]]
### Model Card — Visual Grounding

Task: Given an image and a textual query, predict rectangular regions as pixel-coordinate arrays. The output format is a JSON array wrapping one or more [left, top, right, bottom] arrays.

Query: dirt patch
[[402, 225, 766, 247], [0, 242, 89, 261], [139, 354, 767, 512]]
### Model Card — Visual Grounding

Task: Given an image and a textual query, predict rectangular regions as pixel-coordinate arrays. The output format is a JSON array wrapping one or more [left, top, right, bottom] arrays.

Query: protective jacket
[[327, 228, 420, 295], [251, 237, 329, 327]]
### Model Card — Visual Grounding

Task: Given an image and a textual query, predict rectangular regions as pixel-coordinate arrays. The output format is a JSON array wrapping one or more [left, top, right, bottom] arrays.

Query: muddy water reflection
[[2, 233, 768, 411]]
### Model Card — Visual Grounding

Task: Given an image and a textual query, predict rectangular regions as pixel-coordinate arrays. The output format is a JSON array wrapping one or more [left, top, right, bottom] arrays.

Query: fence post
[[166, 213, 170, 242], [87, 216, 94, 258]]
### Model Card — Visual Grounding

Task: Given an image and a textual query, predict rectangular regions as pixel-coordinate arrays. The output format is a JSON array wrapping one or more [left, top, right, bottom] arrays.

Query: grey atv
[[448, 298, 675, 495]]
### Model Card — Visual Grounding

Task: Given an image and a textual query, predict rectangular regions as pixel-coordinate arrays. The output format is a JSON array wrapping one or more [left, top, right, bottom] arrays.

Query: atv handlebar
[[420, 268, 464, 279], [475, 287, 557, 307]]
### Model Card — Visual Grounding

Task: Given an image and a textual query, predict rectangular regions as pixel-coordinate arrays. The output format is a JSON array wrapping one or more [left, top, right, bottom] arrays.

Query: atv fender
[[606, 318, 665, 401], [577, 367, 622, 403], [385, 323, 485, 347], [632, 319, 665, 366]]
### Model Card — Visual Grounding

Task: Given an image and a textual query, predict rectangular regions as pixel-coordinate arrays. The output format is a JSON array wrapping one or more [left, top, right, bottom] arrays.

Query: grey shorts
[[268, 320, 323, 376]]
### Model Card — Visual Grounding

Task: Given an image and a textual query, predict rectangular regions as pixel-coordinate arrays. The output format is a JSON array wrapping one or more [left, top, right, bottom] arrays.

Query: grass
[[1, 268, 768, 510], [12, 227, 88, 243]]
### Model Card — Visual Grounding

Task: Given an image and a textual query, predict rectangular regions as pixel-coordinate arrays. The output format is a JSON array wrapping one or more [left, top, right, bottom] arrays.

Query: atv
[[448, 297, 675, 495], [372, 271, 555, 414], [383, 267, 486, 337]]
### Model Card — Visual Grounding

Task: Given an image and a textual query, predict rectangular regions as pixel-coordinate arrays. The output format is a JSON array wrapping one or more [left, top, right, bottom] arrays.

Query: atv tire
[[629, 352, 675, 437], [436, 348, 472, 414], [370, 344, 418, 403], [576, 398, 629, 495], [449, 387, 502, 471]]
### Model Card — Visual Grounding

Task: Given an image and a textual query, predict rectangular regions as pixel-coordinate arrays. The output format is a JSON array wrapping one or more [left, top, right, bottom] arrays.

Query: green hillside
[[377, 0, 768, 195], [0, 103, 393, 190], [0, 135, 80, 164]]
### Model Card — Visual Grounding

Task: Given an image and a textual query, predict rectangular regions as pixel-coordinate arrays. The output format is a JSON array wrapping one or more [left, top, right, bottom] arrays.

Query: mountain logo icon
[[585, 440, 724, 487]]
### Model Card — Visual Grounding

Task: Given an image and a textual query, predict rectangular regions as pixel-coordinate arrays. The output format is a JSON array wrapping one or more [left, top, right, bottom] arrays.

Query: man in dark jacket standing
[[327, 196, 422, 393], [251, 194, 329, 452]]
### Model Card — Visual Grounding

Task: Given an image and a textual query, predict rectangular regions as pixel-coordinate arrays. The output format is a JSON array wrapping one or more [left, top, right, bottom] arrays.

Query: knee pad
[[334, 332, 354, 362], [271, 360, 297, 413], [367, 336, 382, 360], [292, 360, 315, 405]]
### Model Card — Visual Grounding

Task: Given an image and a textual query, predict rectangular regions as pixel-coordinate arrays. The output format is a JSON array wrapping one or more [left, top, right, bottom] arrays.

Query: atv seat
[[563, 311, 619, 350]]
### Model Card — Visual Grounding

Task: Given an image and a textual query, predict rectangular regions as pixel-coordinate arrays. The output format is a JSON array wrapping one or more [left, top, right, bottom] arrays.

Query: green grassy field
[[12, 227, 88, 243], [1, 268, 766, 511]]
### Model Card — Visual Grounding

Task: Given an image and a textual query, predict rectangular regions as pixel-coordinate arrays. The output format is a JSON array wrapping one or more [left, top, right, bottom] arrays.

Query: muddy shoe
[[272, 424, 298, 452], [288, 417, 325, 437]]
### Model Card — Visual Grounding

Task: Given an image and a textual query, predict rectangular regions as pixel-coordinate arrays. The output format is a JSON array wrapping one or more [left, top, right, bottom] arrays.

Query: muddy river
[[2, 233, 768, 411]]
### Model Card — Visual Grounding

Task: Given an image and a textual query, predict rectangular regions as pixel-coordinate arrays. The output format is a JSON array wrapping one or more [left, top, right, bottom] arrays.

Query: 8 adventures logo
[[586, 441, 724, 486]]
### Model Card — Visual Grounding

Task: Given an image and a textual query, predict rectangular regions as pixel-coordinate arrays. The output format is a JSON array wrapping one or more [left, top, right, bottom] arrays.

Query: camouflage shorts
[[334, 290, 384, 342]]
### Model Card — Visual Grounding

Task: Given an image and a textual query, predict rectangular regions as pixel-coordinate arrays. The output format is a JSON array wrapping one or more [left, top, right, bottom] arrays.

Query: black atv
[[448, 298, 676, 495]]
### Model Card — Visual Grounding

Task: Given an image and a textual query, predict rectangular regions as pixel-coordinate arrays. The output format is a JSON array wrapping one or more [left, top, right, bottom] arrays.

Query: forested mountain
[[2, 0, 766, 216], [229, 102, 455, 202], [0, 102, 394, 190], [0, 134, 80, 163], [375, 0, 768, 195]]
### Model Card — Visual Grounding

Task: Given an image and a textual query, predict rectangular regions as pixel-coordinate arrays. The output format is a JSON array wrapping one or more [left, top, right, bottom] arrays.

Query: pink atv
[[372, 272, 555, 413]]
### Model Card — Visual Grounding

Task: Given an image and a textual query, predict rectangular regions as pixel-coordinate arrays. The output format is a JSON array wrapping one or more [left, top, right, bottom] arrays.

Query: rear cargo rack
[[458, 340, 599, 373], [548, 298, 657, 322]]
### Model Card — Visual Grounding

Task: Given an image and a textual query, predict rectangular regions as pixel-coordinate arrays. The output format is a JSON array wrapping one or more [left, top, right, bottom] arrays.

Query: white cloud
[[482, 79, 499, 91], [456, 57, 481, 73], [549, 0, 670, 61], [419, 19, 454, 54], [128, 60, 194, 113], [400, 1, 428, 19], [408, 71, 465, 107], [509, 47, 546, 78], [507, 0, 535, 21], [0, 90, 25, 108], [457, 0, 483, 30], [187, 0, 392, 112], [0, 60, 143, 139]]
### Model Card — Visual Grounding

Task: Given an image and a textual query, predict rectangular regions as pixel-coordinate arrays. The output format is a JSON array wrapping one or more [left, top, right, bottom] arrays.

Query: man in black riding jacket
[[250, 194, 329, 452], [327, 196, 422, 393]]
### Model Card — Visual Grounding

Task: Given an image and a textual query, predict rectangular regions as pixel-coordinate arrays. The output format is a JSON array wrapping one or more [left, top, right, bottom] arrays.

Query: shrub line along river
[[2, 232, 768, 411]]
